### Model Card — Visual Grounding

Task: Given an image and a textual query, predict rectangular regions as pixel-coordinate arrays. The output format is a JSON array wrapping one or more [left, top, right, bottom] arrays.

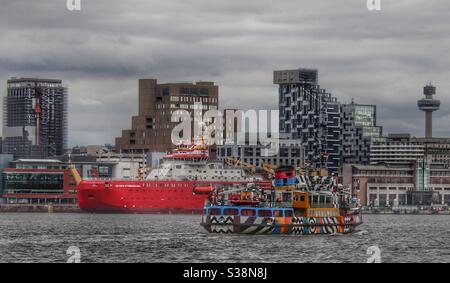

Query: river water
[[0, 213, 448, 263]]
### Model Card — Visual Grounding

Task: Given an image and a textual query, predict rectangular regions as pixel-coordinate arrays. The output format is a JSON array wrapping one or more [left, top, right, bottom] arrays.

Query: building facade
[[370, 134, 425, 165], [343, 163, 450, 207], [115, 79, 219, 153], [370, 135, 450, 167], [412, 138, 450, 168], [274, 68, 341, 173], [0, 156, 144, 205], [341, 102, 383, 165], [217, 138, 304, 168], [2, 78, 68, 159]]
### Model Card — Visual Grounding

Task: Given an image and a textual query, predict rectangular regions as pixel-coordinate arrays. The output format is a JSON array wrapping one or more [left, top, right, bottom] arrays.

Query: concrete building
[[217, 137, 304, 168], [343, 162, 450, 207], [274, 68, 341, 173], [2, 78, 68, 159], [0, 155, 144, 205], [370, 134, 425, 165], [412, 137, 450, 168], [370, 134, 450, 168], [417, 84, 440, 138], [115, 79, 219, 153], [342, 102, 383, 165]]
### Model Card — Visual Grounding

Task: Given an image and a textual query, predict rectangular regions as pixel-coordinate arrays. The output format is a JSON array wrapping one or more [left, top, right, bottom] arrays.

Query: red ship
[[72, 143, 271, 213]]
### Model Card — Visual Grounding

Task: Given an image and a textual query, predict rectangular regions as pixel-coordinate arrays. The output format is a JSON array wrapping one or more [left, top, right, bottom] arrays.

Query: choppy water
[[0, 213, 449, 263]]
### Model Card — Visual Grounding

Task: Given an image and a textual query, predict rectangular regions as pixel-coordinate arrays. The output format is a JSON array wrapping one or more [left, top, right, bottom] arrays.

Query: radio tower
[[417, 83, 440, 138]]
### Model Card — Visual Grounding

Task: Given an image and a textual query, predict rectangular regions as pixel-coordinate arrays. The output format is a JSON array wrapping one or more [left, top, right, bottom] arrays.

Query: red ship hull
[[77, 180, 271, 214]]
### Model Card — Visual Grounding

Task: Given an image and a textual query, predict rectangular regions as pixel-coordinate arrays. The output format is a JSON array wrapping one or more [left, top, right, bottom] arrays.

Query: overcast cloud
[[0, 0, 449, 146]]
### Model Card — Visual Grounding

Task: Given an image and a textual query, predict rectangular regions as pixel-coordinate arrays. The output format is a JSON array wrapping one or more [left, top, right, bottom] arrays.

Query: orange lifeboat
[[193, 185, 215, 195]]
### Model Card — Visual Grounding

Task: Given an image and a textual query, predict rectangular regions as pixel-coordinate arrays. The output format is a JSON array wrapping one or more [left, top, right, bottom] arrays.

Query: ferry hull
[[201, 213, 363, 235]]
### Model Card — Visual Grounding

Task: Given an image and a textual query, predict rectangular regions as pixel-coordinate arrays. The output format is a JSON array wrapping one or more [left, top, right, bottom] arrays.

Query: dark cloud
[[1, 0, 449, 146]]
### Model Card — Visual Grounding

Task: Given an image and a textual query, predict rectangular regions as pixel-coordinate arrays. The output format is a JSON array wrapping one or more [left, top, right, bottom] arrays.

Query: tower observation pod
[[418, 84, 440, 138]]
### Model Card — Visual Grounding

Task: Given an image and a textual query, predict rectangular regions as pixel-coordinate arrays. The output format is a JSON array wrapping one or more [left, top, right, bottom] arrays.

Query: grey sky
[[0, 0, 449, 146]]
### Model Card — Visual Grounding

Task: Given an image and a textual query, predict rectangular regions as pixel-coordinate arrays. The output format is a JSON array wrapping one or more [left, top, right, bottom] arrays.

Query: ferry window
[[176, 165, 182, 169], [208, 208, 222, 215], [258, 210, 273, 217], [240, 209, 256, 216], [224, 208, 239, 215], [319, 195, 326, 204], [285, 210, 293, 217], [273, 210, 283, 217]]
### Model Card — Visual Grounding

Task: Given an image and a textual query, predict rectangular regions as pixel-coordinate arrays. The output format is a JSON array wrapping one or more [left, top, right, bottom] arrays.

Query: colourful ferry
[[201, 166, 362, 235]]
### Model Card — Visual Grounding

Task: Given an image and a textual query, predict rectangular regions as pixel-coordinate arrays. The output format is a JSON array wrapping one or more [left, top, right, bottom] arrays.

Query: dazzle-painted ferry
[[71, 144, 271, 214], [201, 166, 362, 235]]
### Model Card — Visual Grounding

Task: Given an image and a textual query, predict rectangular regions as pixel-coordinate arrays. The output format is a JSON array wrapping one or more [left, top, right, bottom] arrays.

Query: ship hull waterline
[[201, 213, 363, 235]]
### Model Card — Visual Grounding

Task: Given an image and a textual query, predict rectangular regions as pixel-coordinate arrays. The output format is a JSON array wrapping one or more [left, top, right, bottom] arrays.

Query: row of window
[[170, 96, 216, 103], [179, 88, 210, 95], [207, 207, 293, 217], [170, 104, 217, 110], [369, 187, 410, 190]]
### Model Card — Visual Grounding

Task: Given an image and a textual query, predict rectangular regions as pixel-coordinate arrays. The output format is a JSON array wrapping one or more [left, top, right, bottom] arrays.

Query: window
[[273, 210, 284, 217], [208, 208, 221, 215], [240, 209, 256, 216], [3, 172, 64, 194], [223, 208, 239, 216], [258, 210, 273, 217]]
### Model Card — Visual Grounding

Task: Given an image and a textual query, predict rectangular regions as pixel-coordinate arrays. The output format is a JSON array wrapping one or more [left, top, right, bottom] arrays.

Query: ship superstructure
[[201, 166, 362, 235]]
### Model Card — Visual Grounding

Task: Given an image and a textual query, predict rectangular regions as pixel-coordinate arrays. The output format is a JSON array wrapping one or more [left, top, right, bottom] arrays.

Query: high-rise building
[[115, 79, 219, 153], [2, 78, 68, 159], [418, 84, 440, 138], [341, 101, 383, 165], [274, 68, 341, 173]]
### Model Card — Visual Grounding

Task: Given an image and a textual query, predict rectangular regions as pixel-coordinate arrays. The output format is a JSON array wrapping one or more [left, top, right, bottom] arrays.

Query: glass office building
[[342, 102, 383, 165]]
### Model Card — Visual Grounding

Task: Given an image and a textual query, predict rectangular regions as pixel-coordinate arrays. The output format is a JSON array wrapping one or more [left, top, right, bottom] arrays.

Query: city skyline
[[0, 0, 449, 146]]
